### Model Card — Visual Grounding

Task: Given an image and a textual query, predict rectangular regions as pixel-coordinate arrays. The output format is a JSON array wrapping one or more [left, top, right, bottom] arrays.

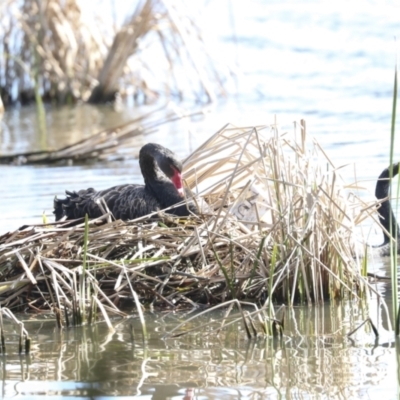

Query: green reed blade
[[212, 245, 235, 299], [389, 63, 399, 335]]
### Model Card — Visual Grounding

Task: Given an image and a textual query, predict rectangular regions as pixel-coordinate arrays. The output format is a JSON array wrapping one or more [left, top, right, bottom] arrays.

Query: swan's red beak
[[171, 169, 184, 197]]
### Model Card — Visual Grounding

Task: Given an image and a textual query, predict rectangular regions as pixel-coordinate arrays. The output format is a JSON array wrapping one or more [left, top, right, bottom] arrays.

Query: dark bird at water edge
[[373, 162, 400, 256], [54, 143, 197, 221]]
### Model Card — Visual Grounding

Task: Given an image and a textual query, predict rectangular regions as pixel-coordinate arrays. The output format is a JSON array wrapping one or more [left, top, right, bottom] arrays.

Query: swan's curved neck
[[139, 144, 184, 205], [375, 163, 400, 244]]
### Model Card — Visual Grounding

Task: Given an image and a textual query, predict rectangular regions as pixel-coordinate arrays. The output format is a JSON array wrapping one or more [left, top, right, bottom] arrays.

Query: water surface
[[0, 301, 397, 399]]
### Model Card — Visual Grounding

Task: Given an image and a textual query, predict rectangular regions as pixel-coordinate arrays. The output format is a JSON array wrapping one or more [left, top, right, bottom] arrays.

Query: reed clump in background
[[0, 121, 376, 320], [0, 0, 227, 106]]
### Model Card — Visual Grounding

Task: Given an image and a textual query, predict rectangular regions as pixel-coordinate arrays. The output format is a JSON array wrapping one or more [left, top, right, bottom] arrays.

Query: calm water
[[0, 302, 397, 399], [1, 0, 400, 397]]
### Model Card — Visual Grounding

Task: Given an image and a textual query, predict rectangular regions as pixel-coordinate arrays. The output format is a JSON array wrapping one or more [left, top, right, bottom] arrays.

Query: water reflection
[[0, 104, 142, 155], [0, 301, 397, 398]]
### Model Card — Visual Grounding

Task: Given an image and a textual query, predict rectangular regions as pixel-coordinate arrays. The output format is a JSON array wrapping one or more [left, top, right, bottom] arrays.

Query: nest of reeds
[[0, 121, 372, 316]]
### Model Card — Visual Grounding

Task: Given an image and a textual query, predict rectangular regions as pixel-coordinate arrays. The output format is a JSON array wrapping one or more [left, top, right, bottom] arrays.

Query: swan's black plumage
[[373, 162, 400, 256], [54, 143, 196, 221]]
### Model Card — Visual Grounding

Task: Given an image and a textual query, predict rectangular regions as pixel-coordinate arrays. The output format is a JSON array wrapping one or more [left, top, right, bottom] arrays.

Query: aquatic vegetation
[[388, 62, 399, 334], [0, 0, 226, 106]]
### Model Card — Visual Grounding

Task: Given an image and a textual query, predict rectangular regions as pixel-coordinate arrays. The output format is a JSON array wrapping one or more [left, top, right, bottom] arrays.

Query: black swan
[[54, 143, 197, 221], [373, 162, 400, 256]]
